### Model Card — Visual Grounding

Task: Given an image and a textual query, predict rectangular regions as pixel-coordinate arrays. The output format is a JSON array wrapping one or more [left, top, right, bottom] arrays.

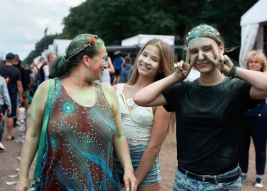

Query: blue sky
[[0, 0, 85, 61]]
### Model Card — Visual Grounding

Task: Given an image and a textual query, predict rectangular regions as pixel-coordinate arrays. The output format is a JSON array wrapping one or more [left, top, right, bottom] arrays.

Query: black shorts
[[115, 69, 121, 75]]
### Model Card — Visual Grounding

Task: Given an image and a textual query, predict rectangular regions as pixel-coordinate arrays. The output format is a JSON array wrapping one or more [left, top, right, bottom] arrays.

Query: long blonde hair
[[128, 39, 176, 135]]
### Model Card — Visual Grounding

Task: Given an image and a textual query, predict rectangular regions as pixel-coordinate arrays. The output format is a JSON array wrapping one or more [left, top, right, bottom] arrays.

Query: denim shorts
[[114, 144, 162, 187], [173, 166, 242, 191]]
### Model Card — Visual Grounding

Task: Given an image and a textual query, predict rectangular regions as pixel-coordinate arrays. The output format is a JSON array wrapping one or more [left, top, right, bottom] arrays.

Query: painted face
[[248, 56, 262, 72], [137, 45, 161, 77], [189, 37, 223, 73], [90, 45, 107, 80]]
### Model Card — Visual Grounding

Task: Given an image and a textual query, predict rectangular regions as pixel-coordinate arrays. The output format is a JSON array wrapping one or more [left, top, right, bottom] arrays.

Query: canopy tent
[[239, 0, 267, 68]]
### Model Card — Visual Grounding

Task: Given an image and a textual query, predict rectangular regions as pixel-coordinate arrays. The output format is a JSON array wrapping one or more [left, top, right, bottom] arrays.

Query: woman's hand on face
[[15, 179, 30, 191], [123, 169, 137, 191], [174, 48, 197, 80], [203, 44, 234, 76]]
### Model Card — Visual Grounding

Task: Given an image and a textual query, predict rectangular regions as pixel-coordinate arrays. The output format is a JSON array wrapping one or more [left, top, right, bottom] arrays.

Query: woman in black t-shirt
[[134, 24, 267, 191]]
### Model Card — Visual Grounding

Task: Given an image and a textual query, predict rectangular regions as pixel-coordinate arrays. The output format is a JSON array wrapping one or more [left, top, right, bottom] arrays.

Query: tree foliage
[[24, 0, 258, 62]]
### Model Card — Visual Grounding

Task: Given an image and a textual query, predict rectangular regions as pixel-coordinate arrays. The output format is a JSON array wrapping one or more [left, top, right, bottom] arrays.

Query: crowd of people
[[0, 23, 266, 191]]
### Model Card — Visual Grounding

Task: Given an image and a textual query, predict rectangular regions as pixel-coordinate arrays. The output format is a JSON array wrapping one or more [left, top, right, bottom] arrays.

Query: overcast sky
[[0, 0, 85, 62]]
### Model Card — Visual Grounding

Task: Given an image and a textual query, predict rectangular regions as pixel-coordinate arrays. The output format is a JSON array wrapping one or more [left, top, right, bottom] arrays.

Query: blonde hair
[[128, 39, 176, 135], [245, 50, 267, 72]]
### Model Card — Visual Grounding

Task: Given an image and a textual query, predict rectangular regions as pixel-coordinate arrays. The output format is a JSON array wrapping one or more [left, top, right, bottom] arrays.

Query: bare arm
[[134, 49, 197, 107], [134, 74, 178, 107], [32, 67, 38, 84], [17, 80, 23, 102], [16, 80, 50, 191], [108, 57, 115, 74], [235, 68, 267, 100], [203, 47, 267, 100], [102, 85, 137, 191], [134, 106, 171, 185]]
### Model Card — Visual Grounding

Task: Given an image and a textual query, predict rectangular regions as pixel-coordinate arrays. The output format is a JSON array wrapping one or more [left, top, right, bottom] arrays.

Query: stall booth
[[106, 34, 176, 57], [239, 0, 267, 68]]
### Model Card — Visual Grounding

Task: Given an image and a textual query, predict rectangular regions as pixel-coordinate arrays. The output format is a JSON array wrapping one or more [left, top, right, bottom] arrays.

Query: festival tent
[[106, 34, 182, 56], [239, 0, 267, 68]]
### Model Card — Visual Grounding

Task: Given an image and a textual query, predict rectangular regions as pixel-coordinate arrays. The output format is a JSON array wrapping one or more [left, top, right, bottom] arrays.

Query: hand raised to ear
[[174, 47, 197, 80]]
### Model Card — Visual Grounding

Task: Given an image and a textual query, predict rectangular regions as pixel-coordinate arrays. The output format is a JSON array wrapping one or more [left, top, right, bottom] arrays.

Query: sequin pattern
[[39, 79, 120, 191]]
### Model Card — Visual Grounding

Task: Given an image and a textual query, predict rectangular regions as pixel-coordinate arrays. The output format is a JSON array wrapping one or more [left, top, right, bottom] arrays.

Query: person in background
[[239, 50, 267, 188], [107, 55, 115, 75], [32, 57, 45, 88], [113, 53, 124, 84], [23, 64, 32, 114], [120, 56, 133, 83], [114, 39, 175, 191], [134, 24, 267, 191], [0, 75, 12, 150], [0, 53, 23, 141], [15, 34, 137, 191], [41, 53, 57, 81], [13, 54, 27, 127]]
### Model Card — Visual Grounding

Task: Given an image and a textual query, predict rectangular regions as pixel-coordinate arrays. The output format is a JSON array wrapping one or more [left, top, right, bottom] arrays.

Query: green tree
[[24, 34, 58, 64]]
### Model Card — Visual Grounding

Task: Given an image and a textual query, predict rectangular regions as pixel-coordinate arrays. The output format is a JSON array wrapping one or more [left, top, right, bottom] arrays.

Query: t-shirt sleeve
[[161, 83, 184, 112]]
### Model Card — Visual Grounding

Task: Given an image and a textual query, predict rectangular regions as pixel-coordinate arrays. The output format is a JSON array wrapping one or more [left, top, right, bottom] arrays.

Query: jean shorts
[[114, 144, 162, 187], [173, 166, 242, 191]]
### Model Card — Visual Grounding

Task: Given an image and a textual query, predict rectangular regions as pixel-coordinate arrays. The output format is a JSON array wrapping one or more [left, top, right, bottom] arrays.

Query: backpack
[[39, 63, 47, 84]]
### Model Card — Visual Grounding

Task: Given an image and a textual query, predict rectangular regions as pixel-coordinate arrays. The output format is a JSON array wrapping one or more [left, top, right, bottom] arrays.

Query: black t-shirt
[[162, 77, 258, 175], [0, 65, 21, 100], [14, 61, 28, 91]]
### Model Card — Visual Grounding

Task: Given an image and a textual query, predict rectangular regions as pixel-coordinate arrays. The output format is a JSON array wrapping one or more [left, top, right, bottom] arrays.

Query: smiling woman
[[15, 34, 137, 191]]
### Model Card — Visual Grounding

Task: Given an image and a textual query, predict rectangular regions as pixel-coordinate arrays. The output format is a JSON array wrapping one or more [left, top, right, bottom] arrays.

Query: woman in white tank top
[[113, 39, 175, 191]]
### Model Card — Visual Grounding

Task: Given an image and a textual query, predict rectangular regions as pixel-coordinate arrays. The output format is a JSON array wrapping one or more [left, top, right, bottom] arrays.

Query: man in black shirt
[[0, 53, 23, 140]]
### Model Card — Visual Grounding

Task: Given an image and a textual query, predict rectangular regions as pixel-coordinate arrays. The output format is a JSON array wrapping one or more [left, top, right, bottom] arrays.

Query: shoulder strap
[[115, 83, 124, 98], [33, 78, 56, 181]]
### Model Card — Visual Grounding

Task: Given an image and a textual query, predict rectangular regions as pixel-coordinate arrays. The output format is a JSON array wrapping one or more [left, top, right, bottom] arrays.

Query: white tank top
[[116, 84, 154, 146]]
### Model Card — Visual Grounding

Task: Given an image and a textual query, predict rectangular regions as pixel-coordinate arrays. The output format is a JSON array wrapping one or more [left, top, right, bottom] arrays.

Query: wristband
[[229, 65, 238, 79]]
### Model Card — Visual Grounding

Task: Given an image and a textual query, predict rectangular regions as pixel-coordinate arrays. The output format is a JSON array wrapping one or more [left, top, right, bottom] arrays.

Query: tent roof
[[240, 0, 267, 26]]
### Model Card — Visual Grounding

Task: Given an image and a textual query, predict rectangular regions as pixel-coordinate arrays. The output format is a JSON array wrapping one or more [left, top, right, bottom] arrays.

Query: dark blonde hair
[[128, 39, 176, 135], [245, 50, 267, 72]]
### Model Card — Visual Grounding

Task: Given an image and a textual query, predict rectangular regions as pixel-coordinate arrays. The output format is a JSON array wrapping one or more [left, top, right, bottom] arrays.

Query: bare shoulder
[[34, 80, 51, 100], [100, 83, 119, 107], [101, 83, 115, 94]]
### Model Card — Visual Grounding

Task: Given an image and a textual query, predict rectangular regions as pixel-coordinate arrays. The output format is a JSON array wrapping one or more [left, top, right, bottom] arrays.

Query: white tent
[[121, 34, 175, 47], [239, 0, 267, 68], [53, 39, 72, 56]]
